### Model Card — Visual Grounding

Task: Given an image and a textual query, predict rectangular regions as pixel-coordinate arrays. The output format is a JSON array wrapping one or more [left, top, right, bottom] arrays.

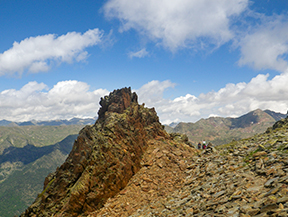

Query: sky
[[1, 0, 288, 125]]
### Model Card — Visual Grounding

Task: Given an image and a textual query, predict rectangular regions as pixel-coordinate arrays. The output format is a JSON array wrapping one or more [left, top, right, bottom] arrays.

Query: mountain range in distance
[[165, 109, 287, 146], [0, 117, 97, 127], [1, 109, 285, 129]]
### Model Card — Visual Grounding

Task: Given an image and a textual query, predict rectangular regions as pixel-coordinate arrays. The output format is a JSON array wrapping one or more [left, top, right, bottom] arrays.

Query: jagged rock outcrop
[[21, 87, 196, 216]]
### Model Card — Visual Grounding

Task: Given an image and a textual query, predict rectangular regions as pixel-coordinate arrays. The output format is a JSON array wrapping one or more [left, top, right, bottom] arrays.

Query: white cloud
[[137, 80, 176, 104], [3, 74, 288, 124], [104, 0, 248, 51], [128, 48, 149, 58], [104, 0, 288, 74], [0, 81, 109, 122], [238, 15, 288, 72], [135, 74, 288, 124], [0, 29, 103, 76]]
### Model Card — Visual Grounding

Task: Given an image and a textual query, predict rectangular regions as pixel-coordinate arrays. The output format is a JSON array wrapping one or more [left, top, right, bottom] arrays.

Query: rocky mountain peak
[[97, 87, 138, 120], [21, 87, 195, 217]]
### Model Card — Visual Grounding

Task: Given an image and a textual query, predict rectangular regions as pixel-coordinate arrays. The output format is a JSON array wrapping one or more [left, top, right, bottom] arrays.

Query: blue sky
[[1, 0, 288, 124]]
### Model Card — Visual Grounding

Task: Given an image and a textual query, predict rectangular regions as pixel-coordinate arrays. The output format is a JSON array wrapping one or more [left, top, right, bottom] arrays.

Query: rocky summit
[[20, 87, 197, 216], [21, 87, 288, 217]]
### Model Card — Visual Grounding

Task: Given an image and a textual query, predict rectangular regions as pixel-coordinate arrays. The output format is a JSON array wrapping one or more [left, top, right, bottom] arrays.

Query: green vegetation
[[0, 125, 82, 217], [38, 177, 56, 198], [0, 125, 83, 153], [0, 150, 66, 216]]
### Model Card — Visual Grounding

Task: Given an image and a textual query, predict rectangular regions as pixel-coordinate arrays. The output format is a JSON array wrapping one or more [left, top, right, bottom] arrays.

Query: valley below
[[0, 125, 82, 217]]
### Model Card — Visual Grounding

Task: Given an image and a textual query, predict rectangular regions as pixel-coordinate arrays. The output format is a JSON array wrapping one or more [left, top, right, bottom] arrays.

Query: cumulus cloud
[[238, 15, 288, 72], [102, 0, 288, 74], [128, 48, 149, 58], [0, 80, 109, 121], [137, 80, 176, 104], [3, 74, 288, 124], [0, 29, 103, 76], [136, 75, 288, 125], [104, 0, 288, 74], [104, 0, 248, 51]]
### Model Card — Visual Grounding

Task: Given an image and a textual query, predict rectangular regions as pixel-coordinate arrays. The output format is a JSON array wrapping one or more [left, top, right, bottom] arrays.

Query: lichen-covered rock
[[20, 87, 194, 217]]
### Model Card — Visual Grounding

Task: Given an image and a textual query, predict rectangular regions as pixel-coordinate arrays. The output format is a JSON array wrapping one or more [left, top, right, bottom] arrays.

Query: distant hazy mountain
[[0, 125, 84, 155], [263, 109, 287, 121], [168, 122, 179, 128], [0, 124, 85, 216], [0, 134, 77, 217], [0, 119, 15, 126], [0, 117, 96, 127], [165, 109, 287, 146]]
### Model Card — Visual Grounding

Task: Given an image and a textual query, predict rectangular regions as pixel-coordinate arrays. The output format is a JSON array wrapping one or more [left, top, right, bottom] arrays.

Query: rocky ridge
[[96, 116, 288, 216], [21, 87, 197, 216], [21, 87, 288, 217]]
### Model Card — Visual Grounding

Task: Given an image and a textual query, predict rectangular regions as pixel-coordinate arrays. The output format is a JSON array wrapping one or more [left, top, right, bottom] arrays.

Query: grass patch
[[38, 178, 56, 198]]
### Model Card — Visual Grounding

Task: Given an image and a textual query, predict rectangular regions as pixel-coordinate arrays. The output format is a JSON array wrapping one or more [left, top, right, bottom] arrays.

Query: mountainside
[[0, 125, 83, 155], [0, 135, 77, 217], [166, 109, 286, 146], [264, 109, 287, 121], [0, 123, 83, 215], [21, 88, 288, 216]]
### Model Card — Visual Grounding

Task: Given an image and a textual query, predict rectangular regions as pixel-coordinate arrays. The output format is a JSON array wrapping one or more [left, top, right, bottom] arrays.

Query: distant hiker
[[197, 142, 201, 149], [202, 140, 206, 149]]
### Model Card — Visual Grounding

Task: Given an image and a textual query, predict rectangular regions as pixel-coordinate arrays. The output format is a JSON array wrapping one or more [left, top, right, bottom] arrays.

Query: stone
[[253, 151, 268, 158], [264, 186, 280, 196], [264, 177, 279, 187], [247, 208, 260, 216], [279, 203, 284, 209], [214, 190, 226, 198], [260, 203, 278, 213], [277, 196, 288, 203], [141, 185, 150, 192]]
